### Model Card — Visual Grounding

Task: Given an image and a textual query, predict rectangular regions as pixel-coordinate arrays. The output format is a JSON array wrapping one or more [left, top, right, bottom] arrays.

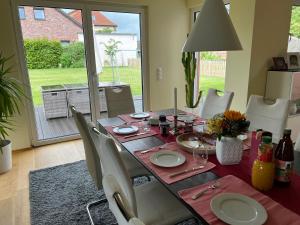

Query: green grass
[[28, 67, 225, 106], [199, 75, 225, 95]]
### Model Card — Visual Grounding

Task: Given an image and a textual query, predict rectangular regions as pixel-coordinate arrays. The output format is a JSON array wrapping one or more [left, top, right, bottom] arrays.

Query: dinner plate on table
[[130, 112, 150, 119], [150, 150, 186, 168], [210, 193, 268, 225], [113, 125, 138, 135]]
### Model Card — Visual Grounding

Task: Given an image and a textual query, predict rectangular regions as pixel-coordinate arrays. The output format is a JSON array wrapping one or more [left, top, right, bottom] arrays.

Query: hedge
[[60, 42, 85, 68], [24, 39, 62, 69]]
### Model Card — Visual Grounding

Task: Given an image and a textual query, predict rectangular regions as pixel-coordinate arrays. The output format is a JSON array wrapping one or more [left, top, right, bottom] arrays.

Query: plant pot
[[216, 136, 243, 165], [184, 106, 200, 116], [0, 140, 12, 174]]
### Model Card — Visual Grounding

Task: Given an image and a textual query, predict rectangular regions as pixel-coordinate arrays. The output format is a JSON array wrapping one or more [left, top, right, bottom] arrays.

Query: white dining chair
[[105, 86, 135, 117], [246, 95, 289, 143], [199, 88, 234, 119], [90, 127, 192, 225], [295, 134, 300, 152], [70, 106, 150, 225]]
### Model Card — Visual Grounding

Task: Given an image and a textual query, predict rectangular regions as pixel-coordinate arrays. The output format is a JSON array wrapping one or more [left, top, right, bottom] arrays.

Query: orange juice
[[252, 159, 275, 191]]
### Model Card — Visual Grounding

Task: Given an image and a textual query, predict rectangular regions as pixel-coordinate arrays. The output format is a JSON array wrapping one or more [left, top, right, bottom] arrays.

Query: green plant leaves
[[0, 52, 25, 141]]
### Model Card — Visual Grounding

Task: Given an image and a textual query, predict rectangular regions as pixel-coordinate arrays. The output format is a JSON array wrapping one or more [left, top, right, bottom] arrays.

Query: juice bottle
[[252, 136, 275, 191], [274, 129, 294, 186]]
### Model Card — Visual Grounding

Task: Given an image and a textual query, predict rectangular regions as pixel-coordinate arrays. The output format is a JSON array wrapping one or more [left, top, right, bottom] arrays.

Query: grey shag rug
[[29, 160, 199, 225]]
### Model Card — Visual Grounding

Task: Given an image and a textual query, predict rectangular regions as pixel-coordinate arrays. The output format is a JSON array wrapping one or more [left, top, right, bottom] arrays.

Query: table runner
[[105, 126, 158, 143], [178, 175, 300, 225], [134, 142, 216, 184]]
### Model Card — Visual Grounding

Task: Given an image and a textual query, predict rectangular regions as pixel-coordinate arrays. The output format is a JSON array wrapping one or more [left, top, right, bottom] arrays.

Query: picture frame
[[286, 52, 300, 69], [272, 57, 288, 71]]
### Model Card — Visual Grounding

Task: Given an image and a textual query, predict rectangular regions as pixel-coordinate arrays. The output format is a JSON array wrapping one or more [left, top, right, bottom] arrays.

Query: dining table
[[97, 108, 300, 225]]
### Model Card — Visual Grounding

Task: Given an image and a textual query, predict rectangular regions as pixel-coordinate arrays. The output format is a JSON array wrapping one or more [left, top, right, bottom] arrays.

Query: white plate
[[178, 115, 196, 121], [150, 150, 186, 168], [130, 112, 150, 119], [238, 134, 248, 141], [210, 193, 268, 225], [113, 125, 138, 135]]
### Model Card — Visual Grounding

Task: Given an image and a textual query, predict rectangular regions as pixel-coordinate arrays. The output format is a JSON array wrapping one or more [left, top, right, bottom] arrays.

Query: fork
[[192, 182, 220, 200]]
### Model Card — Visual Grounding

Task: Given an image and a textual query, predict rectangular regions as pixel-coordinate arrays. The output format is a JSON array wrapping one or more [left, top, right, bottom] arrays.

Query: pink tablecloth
[[134, 142, 216, 184], [179, 175, 300, 225], [105, 126, 157, 143]]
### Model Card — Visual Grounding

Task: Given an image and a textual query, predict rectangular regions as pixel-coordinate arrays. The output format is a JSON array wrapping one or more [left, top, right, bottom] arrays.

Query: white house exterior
[[78, 33, 139, 68]]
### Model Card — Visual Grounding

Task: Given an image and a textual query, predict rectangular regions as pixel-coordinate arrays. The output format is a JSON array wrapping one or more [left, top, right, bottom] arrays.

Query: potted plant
[[0, 53, 25, 173], [182, 52, 202, 112], [207, 110, 250, 165]]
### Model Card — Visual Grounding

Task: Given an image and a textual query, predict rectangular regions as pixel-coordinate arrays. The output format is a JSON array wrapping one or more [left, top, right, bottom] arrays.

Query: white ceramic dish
[[150, 150, 186, 168], [178, 115, 196, 121], [130, 112, 150, 119], [210, 193, 268, 225], [113, 125, 138, 135]]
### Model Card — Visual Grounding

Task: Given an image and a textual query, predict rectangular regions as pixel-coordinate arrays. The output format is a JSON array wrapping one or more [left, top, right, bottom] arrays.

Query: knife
[[169, 166, 204, 178], [124, 132, 148, 139]]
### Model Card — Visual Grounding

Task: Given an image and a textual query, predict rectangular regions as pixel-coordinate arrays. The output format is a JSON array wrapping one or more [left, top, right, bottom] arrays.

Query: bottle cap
[[262, 131, 272, 137], [283, 129, 292, 135], [262, 136, 272, 144], [159, 115, 166, 122]]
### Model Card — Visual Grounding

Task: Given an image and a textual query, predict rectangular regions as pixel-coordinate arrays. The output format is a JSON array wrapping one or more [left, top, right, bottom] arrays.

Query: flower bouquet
[[207, 110, 250, 165]]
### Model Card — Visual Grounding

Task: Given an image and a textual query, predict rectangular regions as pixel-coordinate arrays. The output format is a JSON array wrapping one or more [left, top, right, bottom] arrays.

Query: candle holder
[[172, 115, 180, 136]]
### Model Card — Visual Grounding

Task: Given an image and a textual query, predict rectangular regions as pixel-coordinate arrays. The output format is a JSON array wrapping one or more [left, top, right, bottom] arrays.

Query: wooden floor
[[35, 97, 143, 140], [0, 139, 85, 225]]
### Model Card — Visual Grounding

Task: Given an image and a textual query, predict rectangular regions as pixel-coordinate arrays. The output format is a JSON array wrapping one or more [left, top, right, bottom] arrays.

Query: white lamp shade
[[183, 0, 242, 52]]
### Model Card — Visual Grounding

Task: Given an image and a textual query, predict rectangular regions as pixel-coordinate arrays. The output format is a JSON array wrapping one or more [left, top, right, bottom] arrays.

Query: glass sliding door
[[14, 1, 147, 146], [17, 5, 96, 142], [89, 10, 144, 113]]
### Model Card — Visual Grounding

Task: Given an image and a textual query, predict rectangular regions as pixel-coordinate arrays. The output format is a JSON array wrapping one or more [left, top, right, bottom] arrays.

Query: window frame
[[33, 7, 45, 20], [18, 6, 26, 20]]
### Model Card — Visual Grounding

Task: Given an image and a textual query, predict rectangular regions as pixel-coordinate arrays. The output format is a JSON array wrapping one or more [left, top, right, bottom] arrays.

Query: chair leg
[[86, 198, 108, 225]]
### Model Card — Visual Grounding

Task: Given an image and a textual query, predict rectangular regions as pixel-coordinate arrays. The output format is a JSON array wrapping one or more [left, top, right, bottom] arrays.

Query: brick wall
[[20, 7, 82, 42]]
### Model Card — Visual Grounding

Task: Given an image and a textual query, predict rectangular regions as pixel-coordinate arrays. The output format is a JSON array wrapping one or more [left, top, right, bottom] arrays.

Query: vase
[[184, 106, 200, 116], [0, 140, 12, 174], [216, 136, 243, 165]]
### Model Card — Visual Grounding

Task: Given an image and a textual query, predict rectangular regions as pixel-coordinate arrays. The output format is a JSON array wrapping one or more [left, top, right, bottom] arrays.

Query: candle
[[174, 87, 177, 116]]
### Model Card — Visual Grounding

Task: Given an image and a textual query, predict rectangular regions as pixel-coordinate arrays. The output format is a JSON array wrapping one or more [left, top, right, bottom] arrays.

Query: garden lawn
[[28, 67, 225, 106]]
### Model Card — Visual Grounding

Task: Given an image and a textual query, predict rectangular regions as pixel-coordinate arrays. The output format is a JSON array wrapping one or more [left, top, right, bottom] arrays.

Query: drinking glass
[[193, 146, 208, 166], [139, 120, 150, 132]]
